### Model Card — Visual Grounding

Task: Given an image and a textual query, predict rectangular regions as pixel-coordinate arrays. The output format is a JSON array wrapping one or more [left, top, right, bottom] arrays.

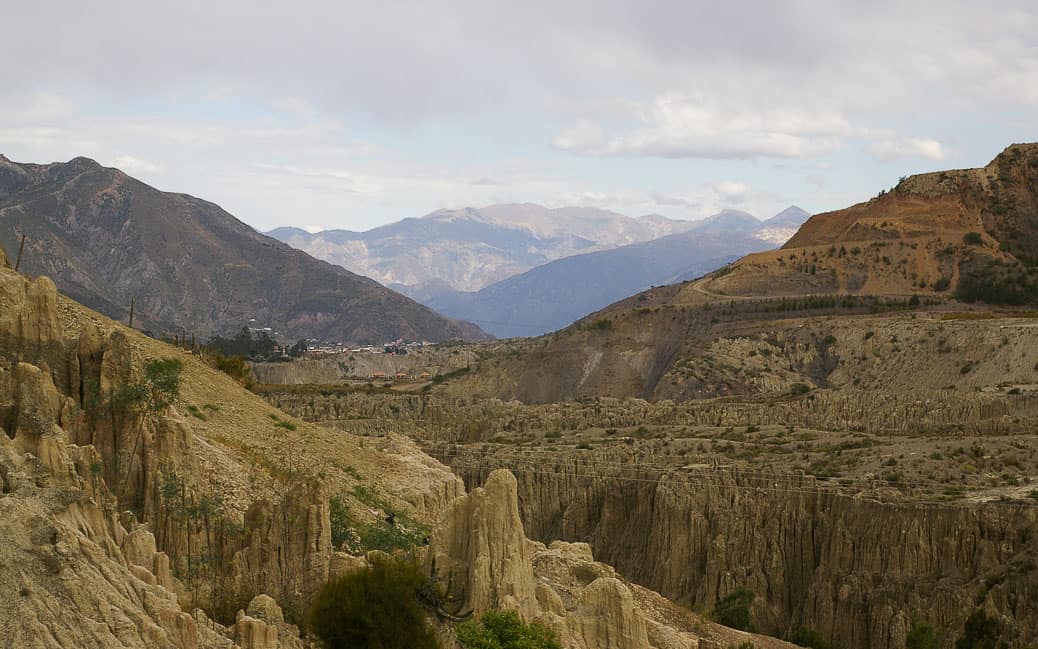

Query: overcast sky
[[2, 1, 1036, 232]]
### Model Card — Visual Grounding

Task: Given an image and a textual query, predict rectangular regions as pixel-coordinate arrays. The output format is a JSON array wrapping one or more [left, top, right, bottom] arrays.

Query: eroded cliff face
[[440, 455, 1038, 649], [0, 368, 306, 648], [0, 261, 464, 647], [426, 469, 796, 649]]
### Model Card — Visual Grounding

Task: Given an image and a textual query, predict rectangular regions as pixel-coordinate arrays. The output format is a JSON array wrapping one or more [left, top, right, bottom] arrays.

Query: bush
[[329, 495, 355, 550], [790, 383, 811, 396], [307, 557, 439, 649], [954, 610, 1006, 649], [711, 587, 754, 631], [906, 621, 937, 649], [789, 627, 831, 649], [456, 610, 561, 649], [208, 351, 255, 389], [963, 232, 984, 246]]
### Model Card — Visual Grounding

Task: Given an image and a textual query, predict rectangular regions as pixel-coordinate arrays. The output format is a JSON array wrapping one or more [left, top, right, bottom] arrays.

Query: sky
[[2, 0, 1036, 233]]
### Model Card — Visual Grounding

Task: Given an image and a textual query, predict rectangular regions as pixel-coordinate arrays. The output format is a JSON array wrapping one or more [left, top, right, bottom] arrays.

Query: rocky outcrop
[[231, 595, 305, 649], [0, 396, 221, 648], [427, 469, 786, 649], [428, 470, 540, 620], [233, 481, 333, 615], [446, 458, 1038, 649], [0, 260, 455, 647]]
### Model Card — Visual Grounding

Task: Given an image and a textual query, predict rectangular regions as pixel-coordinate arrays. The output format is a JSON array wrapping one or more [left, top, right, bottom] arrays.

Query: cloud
[[712, 181, 750, 199], [868, 138, 948, 161], [0, 0, 1033, 231], [107, 155, 166, 176], [553, 95, 849, 159], [650, 192, 699, 209]]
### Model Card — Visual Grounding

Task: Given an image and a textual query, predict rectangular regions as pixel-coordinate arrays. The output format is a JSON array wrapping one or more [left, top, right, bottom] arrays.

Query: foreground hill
[[269, 203, 699, 294], [698, 143, 1038, 302], [0, 154, 487, 344]]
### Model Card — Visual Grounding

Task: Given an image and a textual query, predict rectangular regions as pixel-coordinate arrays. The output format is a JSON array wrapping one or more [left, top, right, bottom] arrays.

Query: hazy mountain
[[268, 204, 698, 293], [422, 219, 776, 338], [755, 205, 812, 244], [0, 154, 488, 344]]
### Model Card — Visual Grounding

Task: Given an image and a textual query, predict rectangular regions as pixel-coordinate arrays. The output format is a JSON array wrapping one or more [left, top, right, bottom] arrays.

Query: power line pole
[[128, 298, 135, 329], [14, 234, 25, 272]]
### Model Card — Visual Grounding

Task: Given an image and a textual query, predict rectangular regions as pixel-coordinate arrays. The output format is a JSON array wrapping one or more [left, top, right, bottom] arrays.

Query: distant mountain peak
[[271, 203, 699, 293], [692, 209, 761, 234], [764, 205, 812, 228], [67, 156, 103, 170], [0, 155, 489, 344]]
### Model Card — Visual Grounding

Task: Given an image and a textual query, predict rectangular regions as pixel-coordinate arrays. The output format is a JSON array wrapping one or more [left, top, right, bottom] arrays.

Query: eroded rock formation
[[446, 457, 1038, 649], [427, 469, 788, 649]]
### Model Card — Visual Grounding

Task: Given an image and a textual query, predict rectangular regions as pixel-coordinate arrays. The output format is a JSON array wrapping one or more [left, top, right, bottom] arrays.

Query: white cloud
[[712, 181, 751, 199], [107, 155, 166, 176], [553, 95, 849, 159], [650, 192, 699, 209], [868, 137, 947, 161]]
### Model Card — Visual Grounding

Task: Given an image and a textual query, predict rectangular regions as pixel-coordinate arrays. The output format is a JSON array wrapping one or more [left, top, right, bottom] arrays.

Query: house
[[395, 371, 411, 380], [418, 371, 433, 380], [371, 372, 387, 379]]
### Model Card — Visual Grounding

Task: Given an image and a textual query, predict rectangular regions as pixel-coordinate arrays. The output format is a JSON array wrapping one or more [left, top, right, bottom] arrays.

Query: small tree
[[307, 556, 439, 649], [906, 621, 937, 649], [116, 358, 183, 499], [711, 587, 754, 631], [955, 611, 1006, 649], [456, 610, 561, 649]]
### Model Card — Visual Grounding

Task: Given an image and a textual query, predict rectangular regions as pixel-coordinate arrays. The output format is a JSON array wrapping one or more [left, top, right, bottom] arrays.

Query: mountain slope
[[424, 225, 774, 337], [698, 144, 1038, 301], [0, 155, 487, 344], [268, 204, 698, 293]]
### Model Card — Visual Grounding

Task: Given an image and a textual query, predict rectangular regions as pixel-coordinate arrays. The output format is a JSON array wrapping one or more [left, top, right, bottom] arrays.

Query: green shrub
[[329, 495, 355, 550], [906, 621, 937, 649], [963, 232, 984, 246], [356, 518, 428, 554], [208, 351, 255, 389], [711, 587, 754, 631], [307, 557, 439, 649], [789, 627, 831, 649], [790, 383, 811, 396], [456, 610, 561, 649], [954, 610, 1006, 649]]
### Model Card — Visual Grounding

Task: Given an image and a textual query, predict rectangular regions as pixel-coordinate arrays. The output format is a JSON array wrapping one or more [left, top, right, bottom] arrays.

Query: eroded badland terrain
[[3, 144, 1038, 649]]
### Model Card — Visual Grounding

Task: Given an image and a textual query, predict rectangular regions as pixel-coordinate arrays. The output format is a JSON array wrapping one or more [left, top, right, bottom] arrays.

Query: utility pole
[[128, 298, 135, 329], [14, 234, 25, 272]]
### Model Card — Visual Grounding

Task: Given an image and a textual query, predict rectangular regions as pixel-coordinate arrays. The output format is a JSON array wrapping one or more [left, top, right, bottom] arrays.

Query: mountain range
[[268, 204, 703, 294], [271, 205, 810, 337], [0, 155, 488, 344], [417, 207, 806, 337]]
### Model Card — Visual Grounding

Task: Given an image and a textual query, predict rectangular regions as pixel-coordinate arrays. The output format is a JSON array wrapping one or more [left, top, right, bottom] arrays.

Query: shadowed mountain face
[[422, 227, 774, 338], [0, 155, 488, 344]]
